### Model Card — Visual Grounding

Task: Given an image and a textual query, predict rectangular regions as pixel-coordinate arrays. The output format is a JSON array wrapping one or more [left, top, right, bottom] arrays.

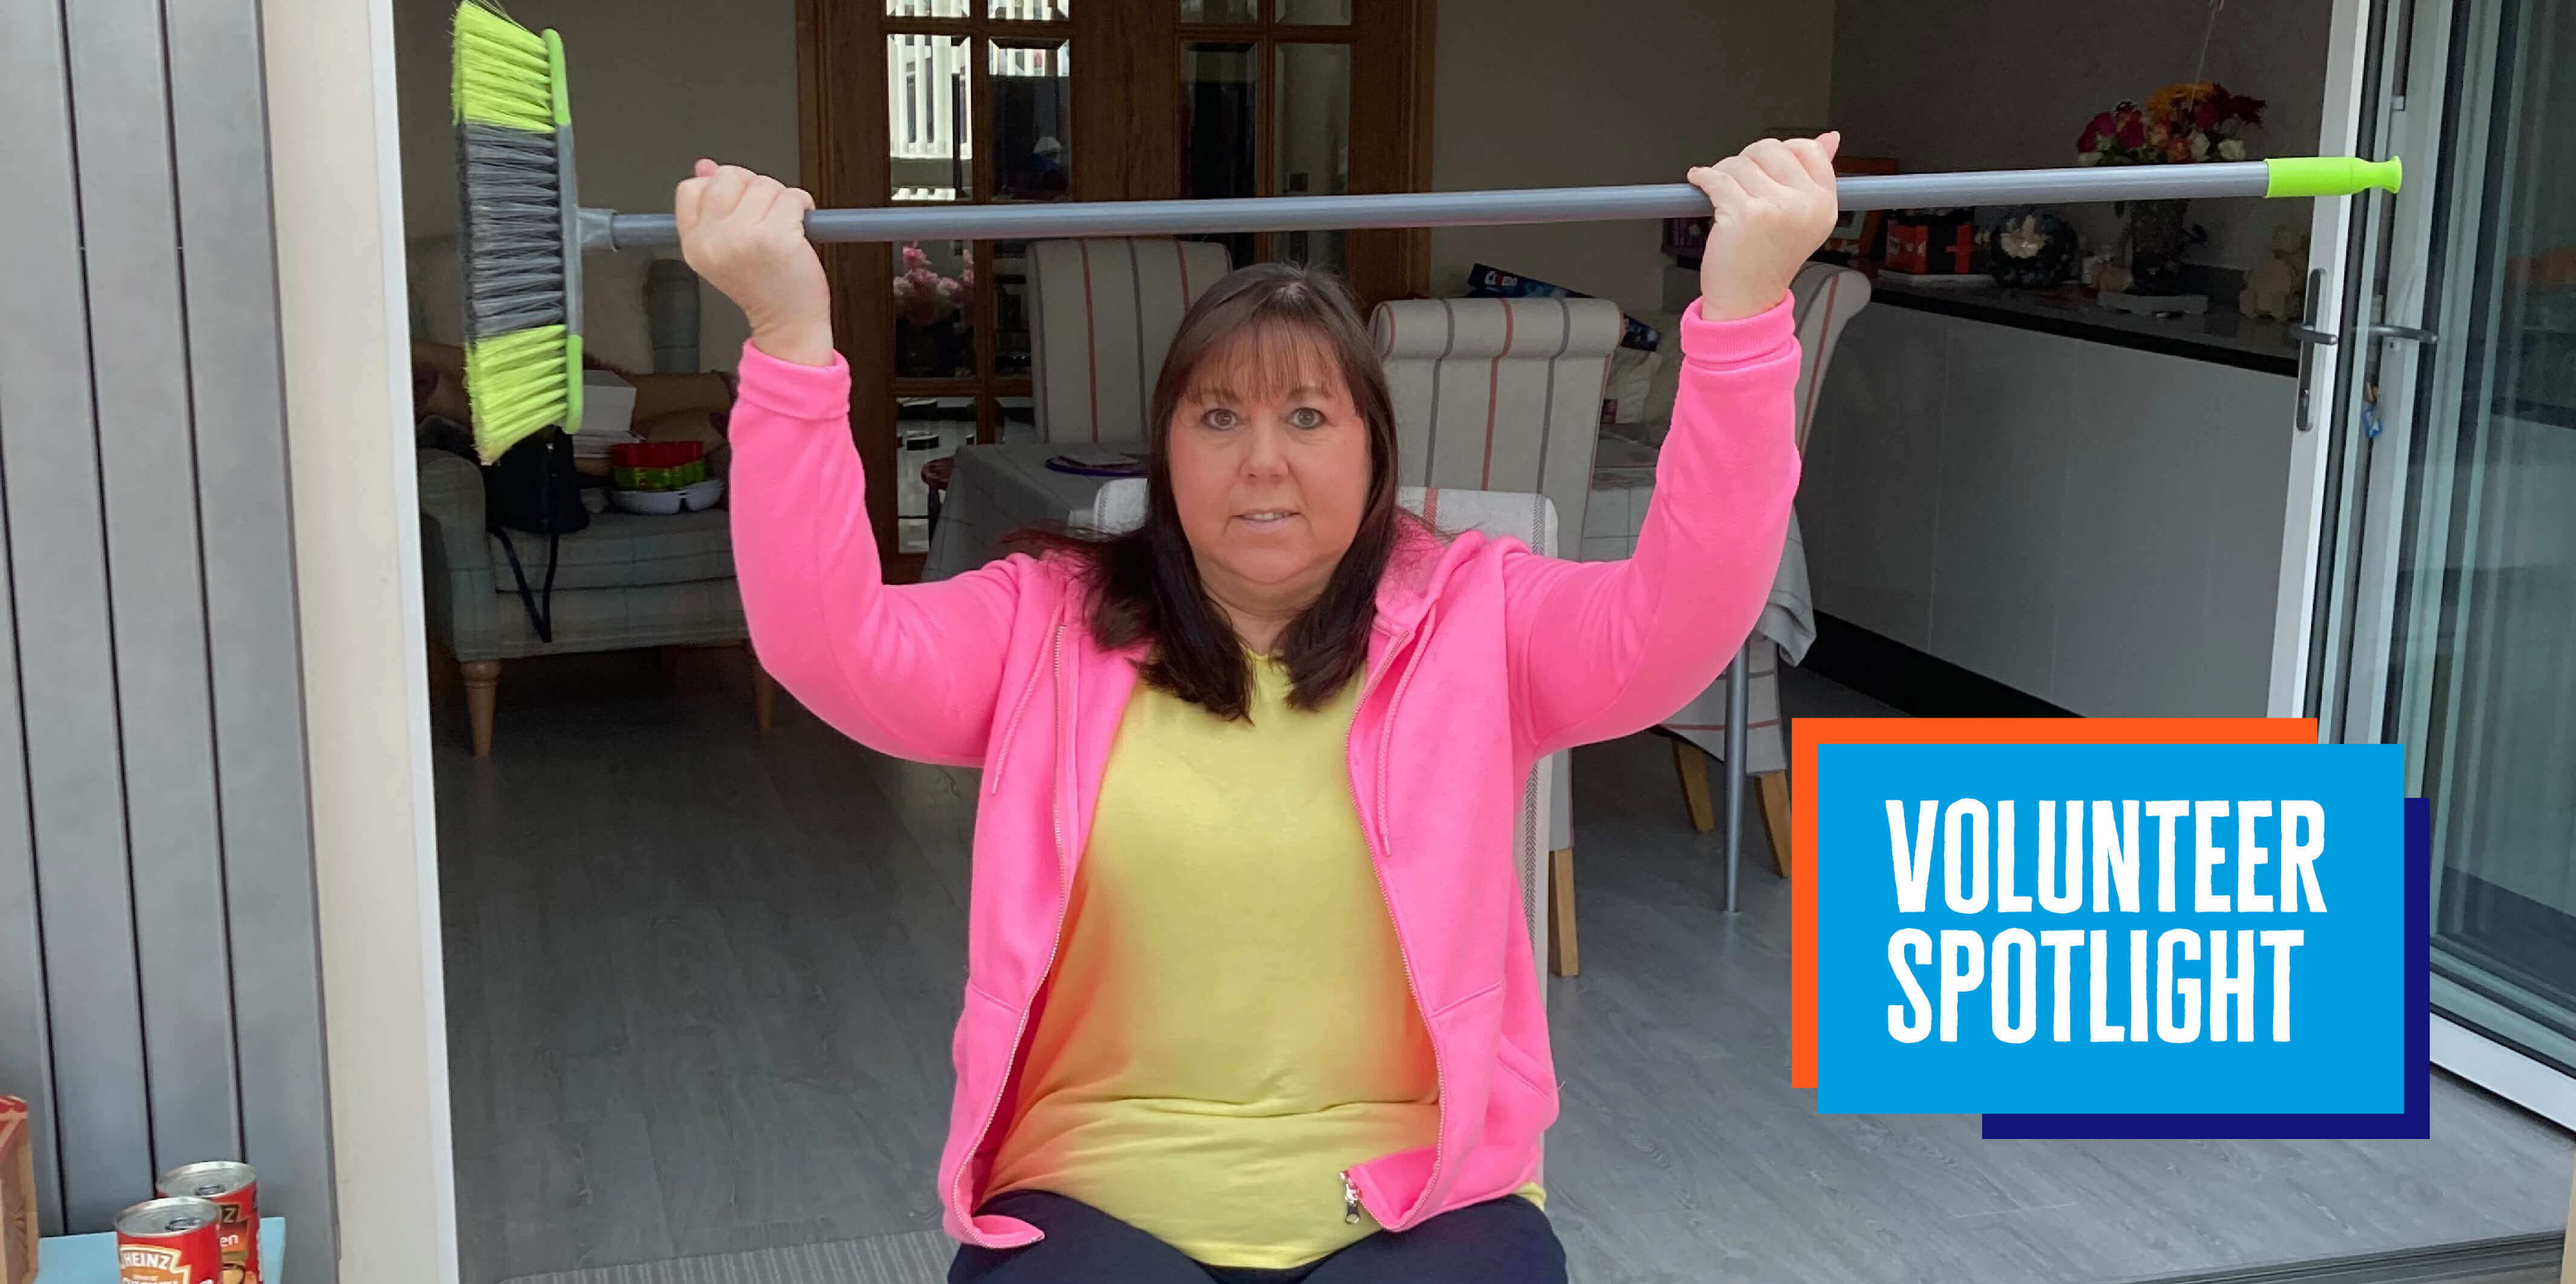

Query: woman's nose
[[1239, 420, 1291, 477]]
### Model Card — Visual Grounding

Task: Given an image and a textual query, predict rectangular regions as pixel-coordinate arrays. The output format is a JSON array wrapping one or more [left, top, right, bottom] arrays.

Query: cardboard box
[[1, 1096, 34, 1284], [581, 369, 638, 439]]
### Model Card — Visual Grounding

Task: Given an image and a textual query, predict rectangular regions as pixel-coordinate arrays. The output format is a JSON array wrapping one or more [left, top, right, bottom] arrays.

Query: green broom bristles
[[453, 0, 582, 462]]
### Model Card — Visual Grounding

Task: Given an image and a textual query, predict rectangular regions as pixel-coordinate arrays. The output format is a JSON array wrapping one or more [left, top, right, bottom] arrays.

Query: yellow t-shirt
[[985, 654, 1534, 1268]]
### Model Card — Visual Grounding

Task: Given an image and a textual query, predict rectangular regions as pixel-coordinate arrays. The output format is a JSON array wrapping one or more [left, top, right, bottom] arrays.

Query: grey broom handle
[[596, 161, 2278, 253]]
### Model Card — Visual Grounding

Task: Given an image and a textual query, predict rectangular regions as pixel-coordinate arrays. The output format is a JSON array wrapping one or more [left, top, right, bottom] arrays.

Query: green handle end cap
[[2267, 155, 2402, 198]]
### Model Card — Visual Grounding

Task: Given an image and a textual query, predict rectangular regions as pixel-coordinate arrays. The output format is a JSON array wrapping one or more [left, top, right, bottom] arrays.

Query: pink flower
[[2117, 115, 2146, 147]]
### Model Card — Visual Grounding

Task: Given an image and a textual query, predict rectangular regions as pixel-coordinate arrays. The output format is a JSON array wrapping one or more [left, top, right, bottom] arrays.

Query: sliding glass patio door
[[2311, 0, 2576, 1125]]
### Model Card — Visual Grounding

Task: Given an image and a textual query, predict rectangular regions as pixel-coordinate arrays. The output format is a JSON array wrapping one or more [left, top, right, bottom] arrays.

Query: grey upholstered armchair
[[415, 448, 773, 755]]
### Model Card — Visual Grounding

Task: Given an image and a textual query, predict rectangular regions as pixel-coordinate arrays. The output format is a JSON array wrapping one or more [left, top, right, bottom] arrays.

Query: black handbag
[[482, 427, 590, 644]]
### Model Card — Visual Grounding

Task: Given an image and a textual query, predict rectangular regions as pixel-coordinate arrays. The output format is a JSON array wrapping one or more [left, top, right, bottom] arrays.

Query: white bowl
[[678, 478, 726, 511]]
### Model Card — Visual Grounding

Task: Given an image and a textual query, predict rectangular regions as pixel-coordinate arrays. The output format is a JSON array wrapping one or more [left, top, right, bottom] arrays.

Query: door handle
[[2366, 323, 2438, 345], [2294, 268, 2332, 431]]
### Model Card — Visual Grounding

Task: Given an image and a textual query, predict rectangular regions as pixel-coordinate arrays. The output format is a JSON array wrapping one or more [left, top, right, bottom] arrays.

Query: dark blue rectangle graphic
[[1981, 797, 2430, 1140]]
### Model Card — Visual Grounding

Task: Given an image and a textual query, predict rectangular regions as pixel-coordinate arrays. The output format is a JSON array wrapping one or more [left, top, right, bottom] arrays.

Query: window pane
[[999, 396, 1039, 444], [1183, 42, 1259, 268], [990, 40, 1071, 201], [993, 241, 1035, 376], [886, 34, 972, 202], [989, 0, 1068, 15], [1180, 0, 1257, 22], [896, 396, 975, 553], [1279, 0, 1350, 22], [894, 240, 976, 379], [1275, 42, 1350, 273], [2397, 0, 2576, 1073], [886, 0, 968, 16]]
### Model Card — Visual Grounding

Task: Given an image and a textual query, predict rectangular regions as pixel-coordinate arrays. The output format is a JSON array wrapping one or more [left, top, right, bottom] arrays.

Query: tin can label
[[215, 1184, 259, 1284], [119, 1226, 219, 1284], [156, 1164, 256, 1284]]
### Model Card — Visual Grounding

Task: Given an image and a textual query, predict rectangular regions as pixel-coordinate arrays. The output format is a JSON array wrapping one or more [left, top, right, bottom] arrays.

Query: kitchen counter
[[1866, 277, 2302, 375]]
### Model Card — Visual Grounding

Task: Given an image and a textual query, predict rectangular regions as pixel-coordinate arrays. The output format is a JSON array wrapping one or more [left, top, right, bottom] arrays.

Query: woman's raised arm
[[688, 161, 1028, 765], [1500, 137, 1838, 755]]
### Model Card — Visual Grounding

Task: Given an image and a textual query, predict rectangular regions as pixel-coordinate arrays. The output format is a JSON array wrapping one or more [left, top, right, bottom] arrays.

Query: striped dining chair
[[1369, 296, 1625, 555], [1026, 238, 1233, 443], [1368, 295, 1621, 974], [1662, 260, 1871, 875]]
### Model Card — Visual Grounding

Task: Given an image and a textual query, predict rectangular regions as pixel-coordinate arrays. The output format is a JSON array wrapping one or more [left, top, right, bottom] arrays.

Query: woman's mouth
[[1235, 509, 1299, 529]]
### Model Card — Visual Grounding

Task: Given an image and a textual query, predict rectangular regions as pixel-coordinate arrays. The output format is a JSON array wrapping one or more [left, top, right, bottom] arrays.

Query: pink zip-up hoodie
[[726, 295, 1800, 1248]]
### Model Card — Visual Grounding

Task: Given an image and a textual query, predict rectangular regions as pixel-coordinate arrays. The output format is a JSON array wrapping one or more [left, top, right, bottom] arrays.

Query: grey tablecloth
[[922, 442, 1144, 581]]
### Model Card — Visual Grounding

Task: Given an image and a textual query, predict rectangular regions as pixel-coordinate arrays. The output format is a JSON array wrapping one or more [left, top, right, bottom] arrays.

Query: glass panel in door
[[1181, 0, 1258, 22], [1273, 42, 1350, 273], [1183, 42, 1260, 268], [2334, 0, 2576, 1094], [895, 239, 977, 379], [1278, 0, 1352, 23], [887, 33, 973, 202], [991, 40, 1071, 201]]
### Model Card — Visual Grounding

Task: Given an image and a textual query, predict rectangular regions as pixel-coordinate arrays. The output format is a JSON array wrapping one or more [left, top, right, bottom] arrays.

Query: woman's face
[[1165, 324, 1372, 618]]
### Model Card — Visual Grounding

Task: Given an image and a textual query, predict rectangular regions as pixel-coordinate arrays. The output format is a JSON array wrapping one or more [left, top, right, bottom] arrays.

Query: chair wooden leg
[[751, 655, 778, 731], [2559, 1155, 2575, 1284], [1548, 847, 1579, 977], [460, 660, 500, 758], [1672, 739, 1717, 834], [1757, 770, 1793, 878]]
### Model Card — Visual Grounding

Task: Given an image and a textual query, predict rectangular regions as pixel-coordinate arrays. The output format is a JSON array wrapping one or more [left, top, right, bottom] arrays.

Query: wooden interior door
[[798, 0, 1428, 579]]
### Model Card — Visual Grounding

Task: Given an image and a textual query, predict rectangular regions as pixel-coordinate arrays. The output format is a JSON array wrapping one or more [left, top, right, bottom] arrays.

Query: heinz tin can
[[116, 1198, 223, 1284], [156, 1162, 259, 1284]]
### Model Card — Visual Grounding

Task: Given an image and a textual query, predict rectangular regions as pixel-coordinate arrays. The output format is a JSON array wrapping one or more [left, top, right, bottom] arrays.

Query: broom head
[[453, 1, 583, 463]]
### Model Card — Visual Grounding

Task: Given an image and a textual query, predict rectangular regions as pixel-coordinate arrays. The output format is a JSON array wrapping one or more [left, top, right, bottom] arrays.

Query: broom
[[450, 1, 2401, 453], [453, 0, 584, 462]]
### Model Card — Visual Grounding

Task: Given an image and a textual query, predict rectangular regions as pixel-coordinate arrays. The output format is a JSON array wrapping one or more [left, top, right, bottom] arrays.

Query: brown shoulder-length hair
[[1010, 261, 1405, 720]]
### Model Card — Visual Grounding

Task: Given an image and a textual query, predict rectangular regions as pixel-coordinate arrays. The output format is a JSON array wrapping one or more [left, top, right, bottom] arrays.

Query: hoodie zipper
[[1340, 621, 1442, 1233], [953, 624, 1074, 1244], [987, 647, 1047, 796]]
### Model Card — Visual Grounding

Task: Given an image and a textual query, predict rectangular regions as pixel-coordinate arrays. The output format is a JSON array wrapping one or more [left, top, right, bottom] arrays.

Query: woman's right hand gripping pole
[[677, 159, 835, 367], [680, 160, 1025, 768]]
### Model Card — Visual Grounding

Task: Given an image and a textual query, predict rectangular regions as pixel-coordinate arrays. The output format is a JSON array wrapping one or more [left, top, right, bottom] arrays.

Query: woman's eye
[[1288, 407, 1325, 428], [1201, 407, 1239, 430]]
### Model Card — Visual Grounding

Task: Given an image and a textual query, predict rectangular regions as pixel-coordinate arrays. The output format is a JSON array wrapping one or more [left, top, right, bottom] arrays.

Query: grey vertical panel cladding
[[165, 0, 341, 1276], [0, 0, 157, 1233], [0, 487, 58, 1239], [0, 0, 80, 1236], [1, 0, 335, 1251], [64, 0, 245, 1175]]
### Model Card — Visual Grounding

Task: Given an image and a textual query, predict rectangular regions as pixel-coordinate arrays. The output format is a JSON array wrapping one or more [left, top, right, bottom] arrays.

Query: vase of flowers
[[894, 244, 975, 378], [2078, 82, 2265, 294]]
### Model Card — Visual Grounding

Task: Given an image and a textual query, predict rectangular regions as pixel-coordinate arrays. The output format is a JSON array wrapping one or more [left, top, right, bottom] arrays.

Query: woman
[[679, 135, 1839, 1282]]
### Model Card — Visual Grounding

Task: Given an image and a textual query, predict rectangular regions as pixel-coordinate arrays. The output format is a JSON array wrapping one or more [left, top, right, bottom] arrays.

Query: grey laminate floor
[[436, 648, 2572, 1284]]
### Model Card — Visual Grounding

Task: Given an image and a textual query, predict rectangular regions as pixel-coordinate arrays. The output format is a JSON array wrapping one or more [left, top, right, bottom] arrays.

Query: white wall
[[1430, 0, 1836, 320], [1829, 0, 2333, 271], [393, 0, 801, 371]]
